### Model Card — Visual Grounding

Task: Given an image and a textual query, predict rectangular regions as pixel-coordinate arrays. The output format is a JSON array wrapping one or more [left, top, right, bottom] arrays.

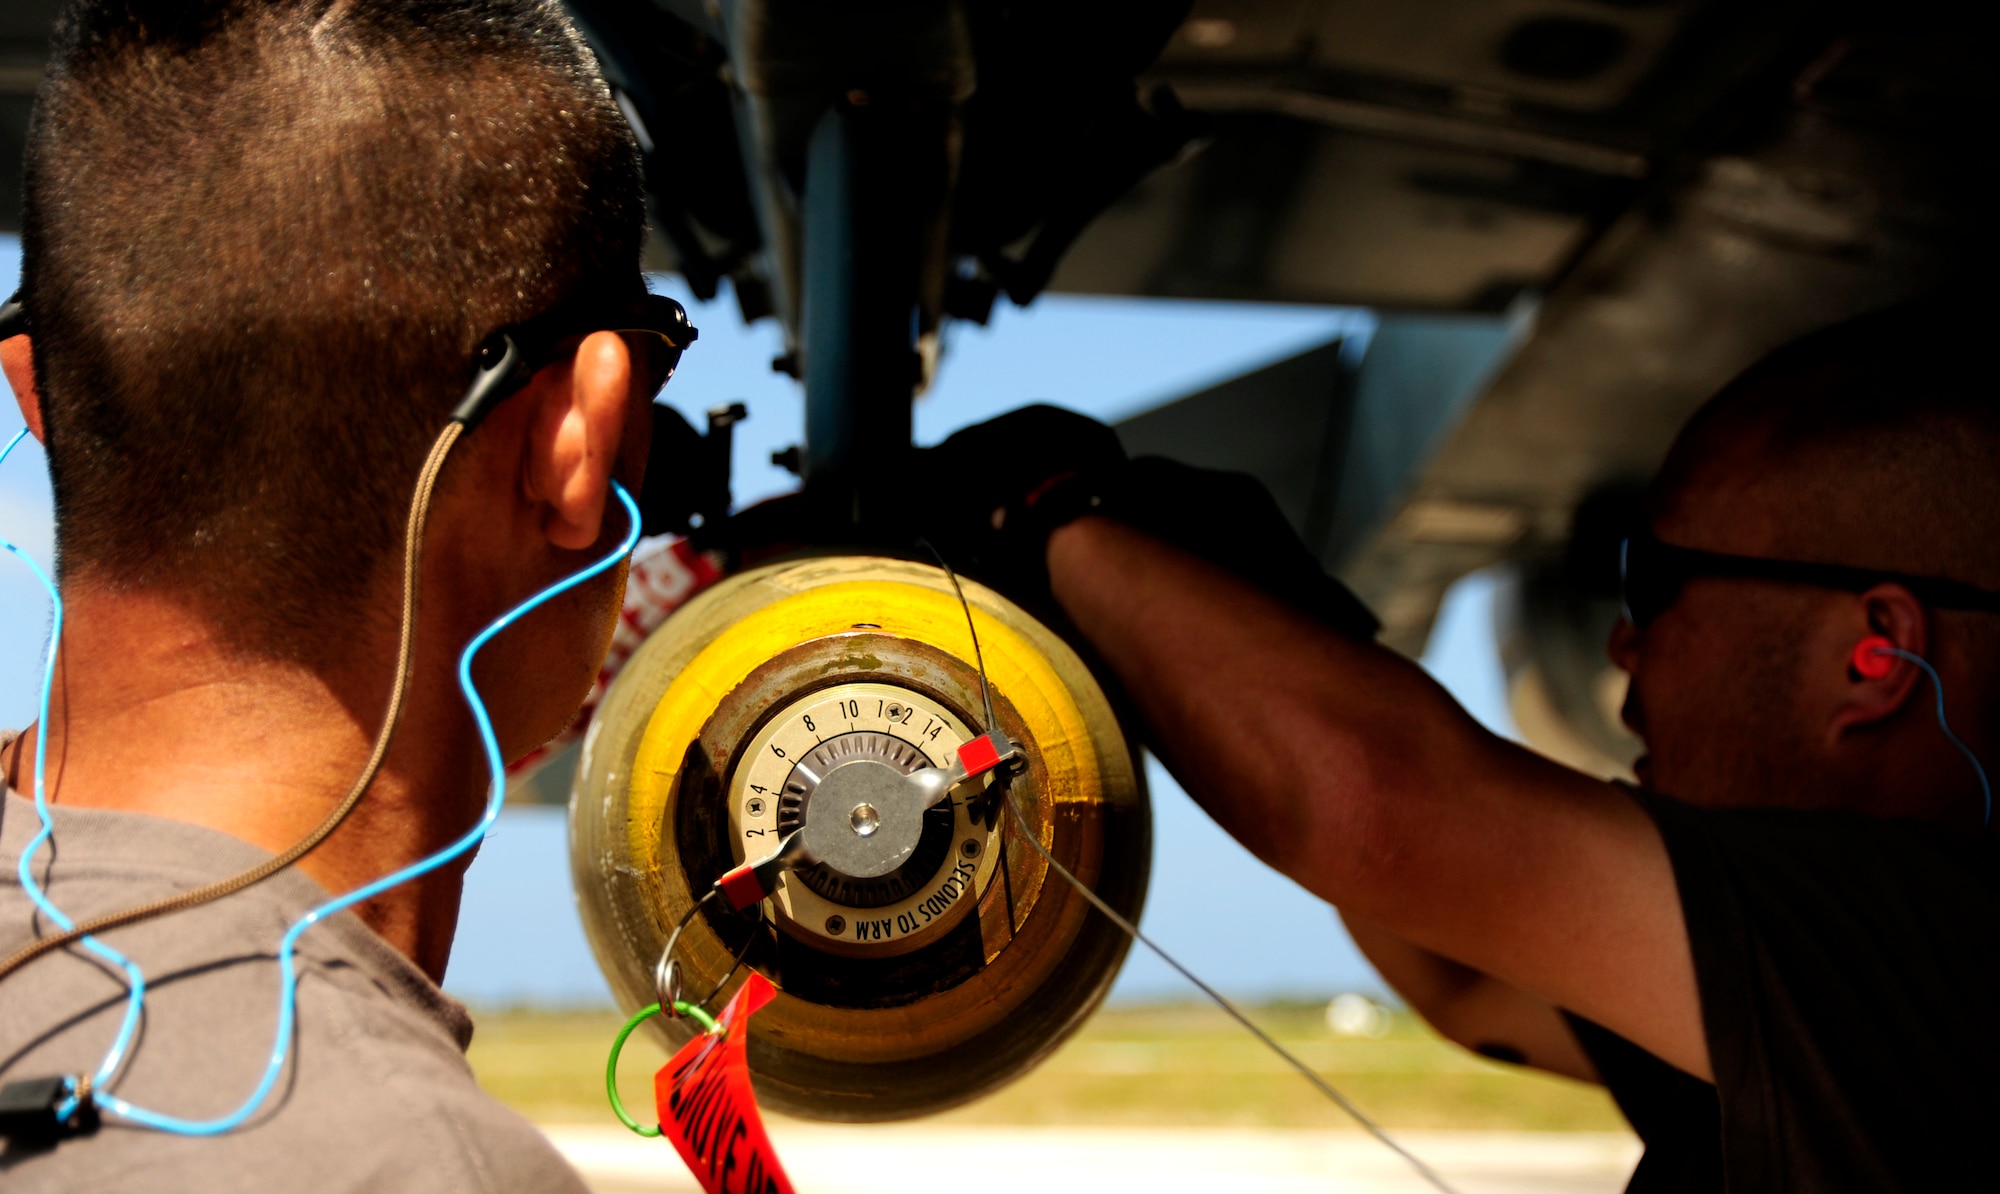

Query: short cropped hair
[[1652, 299, 2000, 589], [22, 0, 644, 656]]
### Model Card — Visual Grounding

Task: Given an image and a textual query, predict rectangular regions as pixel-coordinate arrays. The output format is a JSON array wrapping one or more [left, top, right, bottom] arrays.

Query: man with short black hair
[[1, 0, 663, 1187], [939, 302, 1996, 1190], [24, 0, 645, 647]]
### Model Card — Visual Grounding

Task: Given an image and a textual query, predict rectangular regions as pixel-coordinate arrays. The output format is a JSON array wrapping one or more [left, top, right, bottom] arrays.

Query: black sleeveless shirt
[[1565, 794, 1995, 1192]]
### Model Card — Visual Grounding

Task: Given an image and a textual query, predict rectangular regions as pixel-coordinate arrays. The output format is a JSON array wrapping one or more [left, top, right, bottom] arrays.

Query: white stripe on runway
[[540, 1124, 1640, 1194]]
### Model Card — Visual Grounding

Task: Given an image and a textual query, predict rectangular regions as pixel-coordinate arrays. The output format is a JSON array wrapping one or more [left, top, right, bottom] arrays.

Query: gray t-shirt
[[0, 752, 588, 1192]]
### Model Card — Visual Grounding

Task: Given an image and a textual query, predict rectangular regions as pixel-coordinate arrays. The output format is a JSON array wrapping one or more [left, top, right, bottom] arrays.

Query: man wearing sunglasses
[[0, 0, 672, 1188], [941, 300, 1993, 1190]]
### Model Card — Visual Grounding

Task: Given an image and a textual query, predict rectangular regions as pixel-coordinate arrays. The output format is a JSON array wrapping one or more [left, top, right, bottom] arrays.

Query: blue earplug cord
[[3, 427, 147, 1114], [1, 423, 642, 1131], [1869, 643, 1992, 827]]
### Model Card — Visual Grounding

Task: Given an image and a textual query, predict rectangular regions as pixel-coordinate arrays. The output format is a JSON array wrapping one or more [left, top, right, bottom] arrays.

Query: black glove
[[921, 407, 1378, 641], [919, 404, 1127, 610], [1072, 457, 1378, 639]]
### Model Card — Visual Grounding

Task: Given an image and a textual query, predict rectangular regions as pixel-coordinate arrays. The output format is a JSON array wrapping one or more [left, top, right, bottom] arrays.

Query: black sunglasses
[[1, 289, 698, 427], [455, 291, 698, 427], [1619, 531, 2000, 628]]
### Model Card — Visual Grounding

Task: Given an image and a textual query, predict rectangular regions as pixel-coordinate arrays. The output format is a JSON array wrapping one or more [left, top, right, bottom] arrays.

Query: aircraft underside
[[0, 0, 1982, 1125]]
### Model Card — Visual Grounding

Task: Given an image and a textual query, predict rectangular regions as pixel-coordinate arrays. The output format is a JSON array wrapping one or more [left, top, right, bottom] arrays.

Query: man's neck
[[1, 584, 488, 981]]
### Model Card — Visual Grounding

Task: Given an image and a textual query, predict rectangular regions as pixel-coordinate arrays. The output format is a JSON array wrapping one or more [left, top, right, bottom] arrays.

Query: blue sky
[[0, 234, 1520, 1005]]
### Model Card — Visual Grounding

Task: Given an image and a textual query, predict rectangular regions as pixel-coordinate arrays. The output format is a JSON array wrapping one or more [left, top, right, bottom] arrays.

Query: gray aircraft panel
[[0, 1, 1982, 758]]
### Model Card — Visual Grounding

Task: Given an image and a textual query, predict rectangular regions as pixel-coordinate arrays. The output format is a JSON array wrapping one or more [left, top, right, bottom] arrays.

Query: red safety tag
[[655, 973, 795, 1194]]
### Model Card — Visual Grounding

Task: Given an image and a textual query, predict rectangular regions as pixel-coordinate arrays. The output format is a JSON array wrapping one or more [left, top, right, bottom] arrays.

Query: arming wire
[[652, 887, 758, 1017], [919, 540, 1461, 1194], [918, 538, 997, 733]]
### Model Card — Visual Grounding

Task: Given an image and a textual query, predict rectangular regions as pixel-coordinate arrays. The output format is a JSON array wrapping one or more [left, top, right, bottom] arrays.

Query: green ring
[[605, 1000, 721, 1137]]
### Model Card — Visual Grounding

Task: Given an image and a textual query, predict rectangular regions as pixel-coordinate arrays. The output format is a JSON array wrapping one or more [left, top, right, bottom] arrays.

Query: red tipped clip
[[713, 832, 804, 912], [714, 862, 773, 912], [954, 729, 1023, 784]]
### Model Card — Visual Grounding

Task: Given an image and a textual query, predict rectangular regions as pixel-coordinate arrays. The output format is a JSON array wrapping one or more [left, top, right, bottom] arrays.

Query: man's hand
[[923, 407, 1377, 640], [1083, 458, 1378, 640], [921, 404, 1127, 617]]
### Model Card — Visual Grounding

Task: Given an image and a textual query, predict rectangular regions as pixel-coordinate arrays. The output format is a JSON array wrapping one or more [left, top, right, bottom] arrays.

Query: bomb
[[571, 555, 1150, 1120]]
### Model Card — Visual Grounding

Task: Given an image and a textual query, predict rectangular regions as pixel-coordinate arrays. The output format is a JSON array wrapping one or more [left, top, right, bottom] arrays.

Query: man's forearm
[[1046, 515, 1491, 910], [1045, 516, 1707, 1077], [1342, 912, 1601, 1083]]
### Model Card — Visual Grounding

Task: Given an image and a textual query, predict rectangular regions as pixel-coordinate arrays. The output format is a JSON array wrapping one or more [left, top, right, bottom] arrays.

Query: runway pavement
[[541, 1124, 1641, 1194]]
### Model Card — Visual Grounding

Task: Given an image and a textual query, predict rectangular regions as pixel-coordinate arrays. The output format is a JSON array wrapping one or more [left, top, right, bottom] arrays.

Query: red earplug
[[1851, 634, 1898, 679]]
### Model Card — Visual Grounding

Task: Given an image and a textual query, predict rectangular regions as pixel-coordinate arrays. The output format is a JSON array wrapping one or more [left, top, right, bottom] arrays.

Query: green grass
[[468, 1001, 1627, 1133]]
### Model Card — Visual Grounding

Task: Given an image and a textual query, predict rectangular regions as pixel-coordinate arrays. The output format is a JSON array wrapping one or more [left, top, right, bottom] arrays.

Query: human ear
[[524, 331, 632, 551], [1828, 584, 1927, 740], [2, 334, 45, 443]]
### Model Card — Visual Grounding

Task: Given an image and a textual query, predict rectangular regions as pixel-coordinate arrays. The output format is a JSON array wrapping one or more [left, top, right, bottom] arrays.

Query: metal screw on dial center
[[850, 803, 880, 837], [793, 747, 930, 879]]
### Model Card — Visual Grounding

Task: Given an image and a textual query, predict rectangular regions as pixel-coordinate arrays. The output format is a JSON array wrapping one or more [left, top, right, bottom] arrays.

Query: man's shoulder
[[284, 965, 588, 1190], [1637, 792, 1995, 1016], [1, 948, 588, 1193], [1638, 791, 1994, 895], [2, 1066, 587, 1194], [1631, 789, 1995, 1191], [0, 794, 588, 1192]]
